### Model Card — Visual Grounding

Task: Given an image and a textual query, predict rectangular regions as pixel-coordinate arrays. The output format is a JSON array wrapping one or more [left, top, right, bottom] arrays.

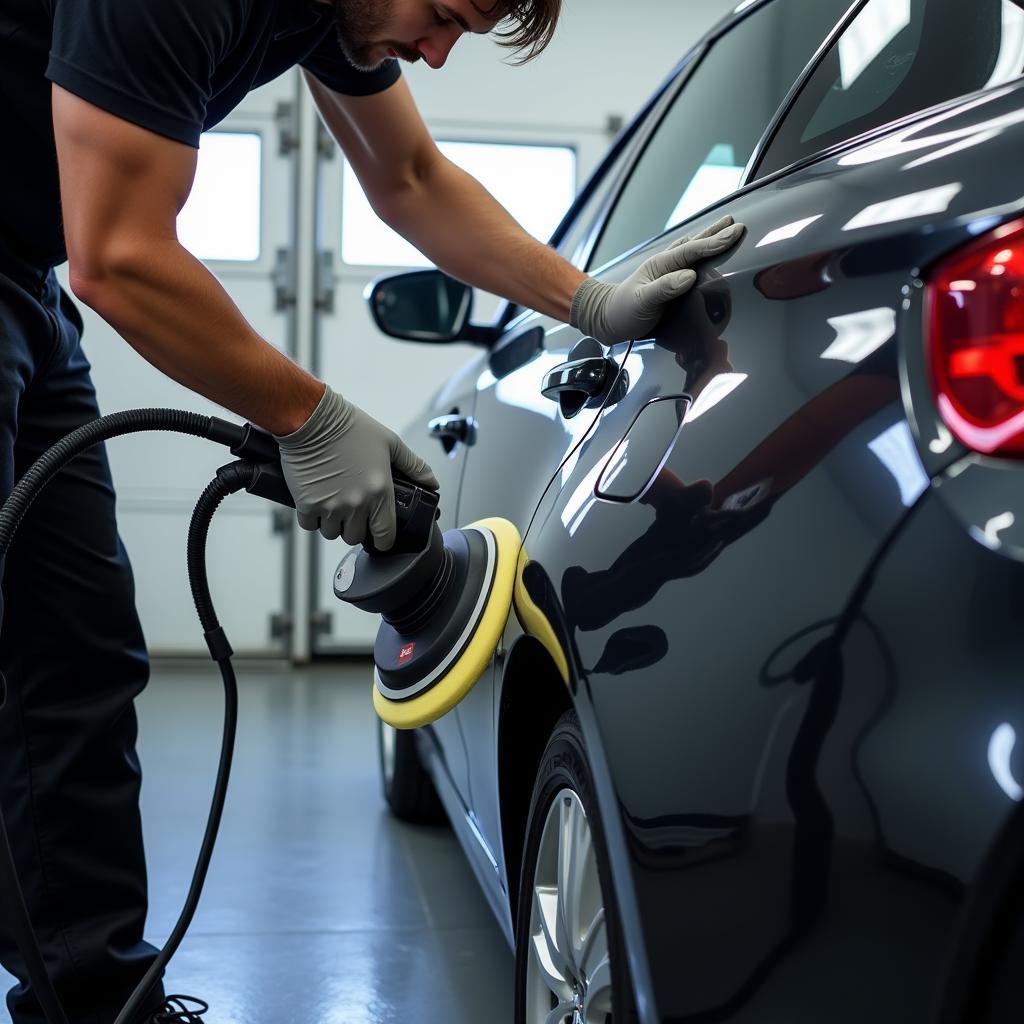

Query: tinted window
[[759, 0, 1024, 176], [588, 0, 852, 271]]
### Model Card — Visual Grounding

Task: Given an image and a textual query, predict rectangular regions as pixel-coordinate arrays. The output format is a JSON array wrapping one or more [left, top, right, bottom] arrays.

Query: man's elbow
[[367, 178, 418, 234], [368, 150, 440, 230], [67, 259, 107, 312], [66, 238, 146, 315]]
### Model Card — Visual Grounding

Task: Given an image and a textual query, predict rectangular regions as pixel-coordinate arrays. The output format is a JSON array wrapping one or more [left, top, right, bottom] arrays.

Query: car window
[[757, 0, 1024, 177], [556, 138, 636, 267], [587, 0, 853, 272], [493, 130, 640, 327]]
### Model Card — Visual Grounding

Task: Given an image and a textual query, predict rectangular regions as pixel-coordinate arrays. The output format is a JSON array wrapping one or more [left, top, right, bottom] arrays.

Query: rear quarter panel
[[511, 83, 1024, 1022]]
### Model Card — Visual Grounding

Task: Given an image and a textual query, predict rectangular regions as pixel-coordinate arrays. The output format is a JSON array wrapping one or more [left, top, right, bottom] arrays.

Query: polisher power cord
[[0, 408, 295, 1024]]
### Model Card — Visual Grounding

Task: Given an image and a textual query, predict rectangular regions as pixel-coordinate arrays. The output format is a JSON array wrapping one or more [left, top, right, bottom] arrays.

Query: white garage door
[[61, 74, 301, 656]]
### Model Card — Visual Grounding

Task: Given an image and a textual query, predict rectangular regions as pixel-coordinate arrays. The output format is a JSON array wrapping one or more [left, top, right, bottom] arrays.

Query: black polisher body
[[333, 523, 496, 702]]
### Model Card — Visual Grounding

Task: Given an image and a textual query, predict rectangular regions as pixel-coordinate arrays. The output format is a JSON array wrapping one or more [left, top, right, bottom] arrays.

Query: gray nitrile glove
[[570, 215, 745, 344], [274, 384, 439, 549]]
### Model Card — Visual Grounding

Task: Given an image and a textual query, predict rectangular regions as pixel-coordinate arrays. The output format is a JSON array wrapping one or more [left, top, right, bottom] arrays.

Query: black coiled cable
[[0, 409, 215, 553], [0, 410, 268, 1024]]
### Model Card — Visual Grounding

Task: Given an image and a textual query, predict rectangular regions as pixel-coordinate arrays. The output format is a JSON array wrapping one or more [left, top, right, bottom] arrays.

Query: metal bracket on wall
[[271, 507, 293, 535], [316, 120, 336, 159], [310, 610, 334, 637], [273, 248, 297, 310], [314, 250, 336, 312], [270, 611, 294, 640], [275, 100, 300, 155], [605, 113, 625, 136]]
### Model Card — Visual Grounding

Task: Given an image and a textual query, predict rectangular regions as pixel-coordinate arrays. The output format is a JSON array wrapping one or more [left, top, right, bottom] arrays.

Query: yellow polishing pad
[[513, 548, 570, 687], [373, 517, 521, 729]]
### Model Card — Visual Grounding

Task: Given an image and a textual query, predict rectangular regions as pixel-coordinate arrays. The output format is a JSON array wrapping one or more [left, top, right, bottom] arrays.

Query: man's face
[[334, 0, 499, 72]]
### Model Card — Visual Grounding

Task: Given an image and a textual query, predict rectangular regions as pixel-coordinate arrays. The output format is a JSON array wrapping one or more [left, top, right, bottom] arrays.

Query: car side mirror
[[367, 269, 473, 343]]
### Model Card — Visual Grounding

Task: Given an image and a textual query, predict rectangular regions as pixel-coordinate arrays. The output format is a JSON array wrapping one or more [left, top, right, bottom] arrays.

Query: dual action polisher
[[332, 481, 520, 729]]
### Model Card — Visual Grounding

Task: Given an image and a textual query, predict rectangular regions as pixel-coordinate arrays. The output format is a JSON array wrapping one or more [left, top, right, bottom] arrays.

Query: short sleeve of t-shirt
[[46, 0, 243, 148], [300, 33, 402, 96]]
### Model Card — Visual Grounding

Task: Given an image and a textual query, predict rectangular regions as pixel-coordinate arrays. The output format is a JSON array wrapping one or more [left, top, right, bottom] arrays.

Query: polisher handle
[[221, 423, 440, 554], [365, 479, 440, 555]]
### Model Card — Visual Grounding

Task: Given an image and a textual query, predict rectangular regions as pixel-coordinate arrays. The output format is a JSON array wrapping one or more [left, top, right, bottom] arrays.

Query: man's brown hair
[[473, 0, 562, 62]]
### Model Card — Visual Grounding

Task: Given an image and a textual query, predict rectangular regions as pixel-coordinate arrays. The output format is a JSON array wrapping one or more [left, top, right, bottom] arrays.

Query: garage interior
[[0, 1, 739, 1019]]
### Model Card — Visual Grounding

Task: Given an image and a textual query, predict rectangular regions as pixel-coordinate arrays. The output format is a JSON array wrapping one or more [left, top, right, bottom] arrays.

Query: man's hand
[[570, 216, 746, 345], [275, 385, 439, 548]]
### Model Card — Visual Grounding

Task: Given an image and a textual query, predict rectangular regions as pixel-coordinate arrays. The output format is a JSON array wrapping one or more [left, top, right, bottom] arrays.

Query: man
[[0, 0, 743, 1020]]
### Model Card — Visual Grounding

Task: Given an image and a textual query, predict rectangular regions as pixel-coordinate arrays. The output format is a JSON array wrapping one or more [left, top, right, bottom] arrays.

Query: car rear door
[[456, 0, 860, 925], [516, 0, 1024, 1020]]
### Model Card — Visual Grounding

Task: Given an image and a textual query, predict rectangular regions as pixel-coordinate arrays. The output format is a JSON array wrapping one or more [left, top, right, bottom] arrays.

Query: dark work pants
[[0, 262, 163, 1023]]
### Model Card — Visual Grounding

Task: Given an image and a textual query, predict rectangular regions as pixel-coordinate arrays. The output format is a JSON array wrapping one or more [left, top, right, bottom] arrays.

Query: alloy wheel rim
[[525, 787, 613, 1024], [380, 720, 397, 788]]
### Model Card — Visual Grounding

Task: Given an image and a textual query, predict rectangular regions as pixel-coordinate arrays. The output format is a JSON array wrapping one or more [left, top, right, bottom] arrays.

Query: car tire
[[514, 710, 636, 1024], [377, 719, 447, 825]]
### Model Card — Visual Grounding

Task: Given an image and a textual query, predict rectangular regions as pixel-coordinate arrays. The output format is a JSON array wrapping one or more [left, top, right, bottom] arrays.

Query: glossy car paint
[[397, 4, 1024, 1021], [512, 78, 1024, 1015]]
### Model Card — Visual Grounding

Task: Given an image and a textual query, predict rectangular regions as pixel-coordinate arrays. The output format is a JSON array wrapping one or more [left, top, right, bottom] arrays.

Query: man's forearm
[[71, 238, 323, 435], [377, 154, 587, 322]]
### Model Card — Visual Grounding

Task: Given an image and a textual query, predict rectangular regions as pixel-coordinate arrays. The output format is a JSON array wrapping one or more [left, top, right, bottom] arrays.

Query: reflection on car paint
[[821, 307, 896, 362], [559, 285, 907, 634], [970, 510, 1017, 551], [560, 460, 605, 536], [929, 422, 955, 454], [755, 214, 825, 248], [987, 723, 1023, 801], [838, 86, 1024, 168], [867, 421, 929, 506], [843, 182, 963, 231], [685, 372, 747, 422]]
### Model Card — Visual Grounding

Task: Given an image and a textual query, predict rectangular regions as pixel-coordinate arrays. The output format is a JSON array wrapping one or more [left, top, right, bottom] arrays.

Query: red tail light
[[927, 218, 1024, 457]]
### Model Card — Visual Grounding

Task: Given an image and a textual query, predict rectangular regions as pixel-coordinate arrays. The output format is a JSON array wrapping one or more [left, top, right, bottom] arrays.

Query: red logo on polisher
[[399, 643, 415, 663]]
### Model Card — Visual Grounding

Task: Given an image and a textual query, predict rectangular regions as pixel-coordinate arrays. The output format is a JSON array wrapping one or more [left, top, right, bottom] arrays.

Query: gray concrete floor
[[1, 661, 513, 1023]]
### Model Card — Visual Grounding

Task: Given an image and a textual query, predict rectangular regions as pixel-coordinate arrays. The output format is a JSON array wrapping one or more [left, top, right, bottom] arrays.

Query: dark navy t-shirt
[[0, 0, 401, 270]]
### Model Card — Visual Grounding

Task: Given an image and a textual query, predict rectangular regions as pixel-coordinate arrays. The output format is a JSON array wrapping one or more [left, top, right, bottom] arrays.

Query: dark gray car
[[368, 1, 1024, 1021]]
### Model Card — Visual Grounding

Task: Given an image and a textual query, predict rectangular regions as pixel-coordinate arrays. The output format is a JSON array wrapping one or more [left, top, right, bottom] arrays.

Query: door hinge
[[316, 120, 336, 159], [310, 610, 333, 636], [314, 249, 336, 312], [275, 100, 300, 155], [273, 247, 297, 310], [270, 612, 293, 639], [605, 113, 625, 136], [271, 507, 292, 535]]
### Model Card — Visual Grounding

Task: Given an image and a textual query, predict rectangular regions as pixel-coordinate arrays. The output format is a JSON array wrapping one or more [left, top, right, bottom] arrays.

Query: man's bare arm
[[52, 85, 323, 435], [305, 72, 587, 322]]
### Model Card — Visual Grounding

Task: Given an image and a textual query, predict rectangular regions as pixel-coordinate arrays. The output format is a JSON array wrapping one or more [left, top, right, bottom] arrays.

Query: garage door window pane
[[587, 0, 852, 271], [177, 132, 262, 262], [758, 0, 1024, 177], [342, 141, 576, 267]]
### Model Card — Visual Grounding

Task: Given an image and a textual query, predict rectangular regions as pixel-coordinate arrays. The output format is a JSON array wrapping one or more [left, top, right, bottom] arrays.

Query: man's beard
[[332, 0, 415, 70]]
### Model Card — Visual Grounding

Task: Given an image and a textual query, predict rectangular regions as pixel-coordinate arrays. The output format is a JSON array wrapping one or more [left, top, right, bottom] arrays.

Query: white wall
[[407, 0, 736, 130]]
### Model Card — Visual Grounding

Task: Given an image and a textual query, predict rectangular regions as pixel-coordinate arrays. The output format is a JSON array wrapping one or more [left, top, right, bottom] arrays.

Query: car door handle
[[540, 356, 610, 402], [428, 414, 477, 447], [542, 337, 624, 419]]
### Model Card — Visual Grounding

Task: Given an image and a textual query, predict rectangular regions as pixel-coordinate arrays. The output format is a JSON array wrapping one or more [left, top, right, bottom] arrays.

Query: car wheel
[[377, 718, 447, 825], [514, 710, 636, 1024]]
